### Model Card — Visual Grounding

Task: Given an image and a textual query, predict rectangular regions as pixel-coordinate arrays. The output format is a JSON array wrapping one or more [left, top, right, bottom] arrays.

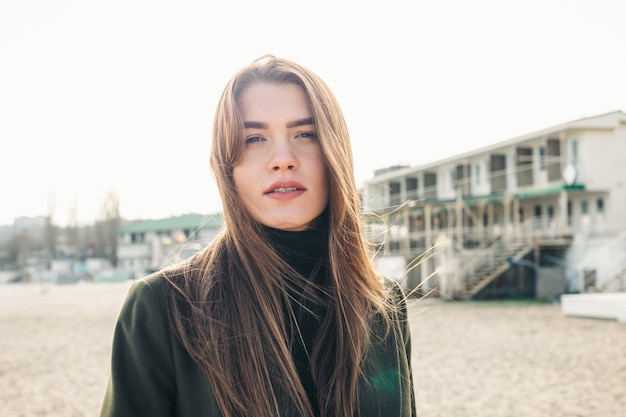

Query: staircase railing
[[450, 217, 570, 298]]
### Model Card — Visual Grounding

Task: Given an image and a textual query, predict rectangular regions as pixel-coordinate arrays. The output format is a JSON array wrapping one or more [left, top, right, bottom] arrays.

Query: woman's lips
[[264, 181, 306, 200]]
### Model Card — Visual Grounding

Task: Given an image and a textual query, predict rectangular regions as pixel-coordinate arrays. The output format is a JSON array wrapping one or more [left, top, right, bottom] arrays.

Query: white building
[[362, 111, 626, 299], [117, 213, 224, 279]]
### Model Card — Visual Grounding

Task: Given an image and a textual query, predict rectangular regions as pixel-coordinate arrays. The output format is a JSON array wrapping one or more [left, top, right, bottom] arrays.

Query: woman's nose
[[270, 142, 297, 171]]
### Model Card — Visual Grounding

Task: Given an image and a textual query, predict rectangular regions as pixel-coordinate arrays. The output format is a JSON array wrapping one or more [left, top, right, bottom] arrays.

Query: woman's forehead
[[238, 82, 312, 123]]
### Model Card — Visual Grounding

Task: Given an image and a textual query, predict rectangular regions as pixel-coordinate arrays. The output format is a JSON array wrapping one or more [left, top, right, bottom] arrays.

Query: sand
[[0, 282, 624, 417], [409, 298, 626, 417]]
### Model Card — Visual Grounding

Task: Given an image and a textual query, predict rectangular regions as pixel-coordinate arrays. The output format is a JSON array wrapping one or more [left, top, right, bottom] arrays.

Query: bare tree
[[96, 191, 121, 267], [66, 198, 80, 259], [45, 193, 57, 259]]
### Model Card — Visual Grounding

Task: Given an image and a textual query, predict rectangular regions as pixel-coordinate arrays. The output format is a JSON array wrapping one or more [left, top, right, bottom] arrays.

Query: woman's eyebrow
[[243, 121, 267, 129], [287, 117, 314, 128]]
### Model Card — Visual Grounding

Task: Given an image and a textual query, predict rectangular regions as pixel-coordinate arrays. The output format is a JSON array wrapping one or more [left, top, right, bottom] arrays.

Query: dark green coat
[[100, 274, 416, 416]]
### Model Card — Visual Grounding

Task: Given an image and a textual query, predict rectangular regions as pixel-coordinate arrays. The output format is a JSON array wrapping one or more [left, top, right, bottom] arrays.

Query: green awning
[[513, 184, 584, 199]]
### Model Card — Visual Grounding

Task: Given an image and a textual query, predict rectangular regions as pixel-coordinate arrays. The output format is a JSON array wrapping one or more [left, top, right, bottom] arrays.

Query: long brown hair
[[164, 55, 393, 417]]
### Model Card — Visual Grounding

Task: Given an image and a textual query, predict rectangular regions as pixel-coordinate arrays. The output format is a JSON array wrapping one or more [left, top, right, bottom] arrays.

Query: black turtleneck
[[262, 220, 330, 415]]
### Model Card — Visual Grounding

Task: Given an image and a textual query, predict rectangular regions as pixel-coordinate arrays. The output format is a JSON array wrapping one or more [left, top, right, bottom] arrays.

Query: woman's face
[[233, 82, 329, 231]]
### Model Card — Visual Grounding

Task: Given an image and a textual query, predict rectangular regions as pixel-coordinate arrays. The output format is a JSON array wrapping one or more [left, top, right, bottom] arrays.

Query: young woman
[[100, 55, 416, 417]]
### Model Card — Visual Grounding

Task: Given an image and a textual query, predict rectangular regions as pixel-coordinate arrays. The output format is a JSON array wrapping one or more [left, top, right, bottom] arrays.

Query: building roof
[[367, 110, 626, 183], [119, 213, 224, 234]]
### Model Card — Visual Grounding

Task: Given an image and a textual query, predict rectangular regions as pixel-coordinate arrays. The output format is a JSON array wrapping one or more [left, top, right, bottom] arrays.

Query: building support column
[[513, 197, 520, 243], [455, 188, 463, 249], [425, 204, 433, 249], [503, 195, 512, 245], [487, 202, 495, 238], [477, 201, 486, 241], [559, 190, 568, 235], [403, 207, 410, 254], [422, 204, 433, 291]]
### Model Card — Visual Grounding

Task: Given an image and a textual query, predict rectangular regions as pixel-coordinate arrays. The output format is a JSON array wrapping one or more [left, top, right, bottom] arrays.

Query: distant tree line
[[0, 192, 124, 271]]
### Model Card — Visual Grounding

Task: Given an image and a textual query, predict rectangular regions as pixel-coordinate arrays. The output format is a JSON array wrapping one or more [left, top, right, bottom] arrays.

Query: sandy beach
[[1, 282, 624, 417], [409, 298, 625, 417]]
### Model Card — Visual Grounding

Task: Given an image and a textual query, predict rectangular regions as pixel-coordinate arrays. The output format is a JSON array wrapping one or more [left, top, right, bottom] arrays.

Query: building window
[[547, 205, 554, 219], [581, 200, 588, 215], [534, 205, 542, 218], [597, 198, 604, 213], [389, 182, 401, 205], [539, 147, 546, 170], [406, 178, 418, 200]]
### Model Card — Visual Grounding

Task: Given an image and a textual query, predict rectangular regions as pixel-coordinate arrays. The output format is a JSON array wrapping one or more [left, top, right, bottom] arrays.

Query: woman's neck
[[262, 222, 329, 279]]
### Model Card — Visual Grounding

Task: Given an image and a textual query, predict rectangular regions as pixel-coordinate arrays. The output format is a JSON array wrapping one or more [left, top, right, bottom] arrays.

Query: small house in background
[[362, 110, 626, 299], [117, 213, 224, 280]]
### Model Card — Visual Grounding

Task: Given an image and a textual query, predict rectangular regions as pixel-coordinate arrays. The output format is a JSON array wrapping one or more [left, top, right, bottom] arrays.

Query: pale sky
[[1, 0, 625, 227]]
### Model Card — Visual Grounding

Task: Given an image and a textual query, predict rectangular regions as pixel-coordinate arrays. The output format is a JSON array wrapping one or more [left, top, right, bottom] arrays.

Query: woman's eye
[[295, 131, 316, 139], [245, 136, 264, 144]]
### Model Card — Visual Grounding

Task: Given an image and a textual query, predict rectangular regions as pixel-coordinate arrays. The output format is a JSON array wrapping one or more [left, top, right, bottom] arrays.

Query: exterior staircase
[[436, 215, 575, 299], [455, 237, 535, 299]]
